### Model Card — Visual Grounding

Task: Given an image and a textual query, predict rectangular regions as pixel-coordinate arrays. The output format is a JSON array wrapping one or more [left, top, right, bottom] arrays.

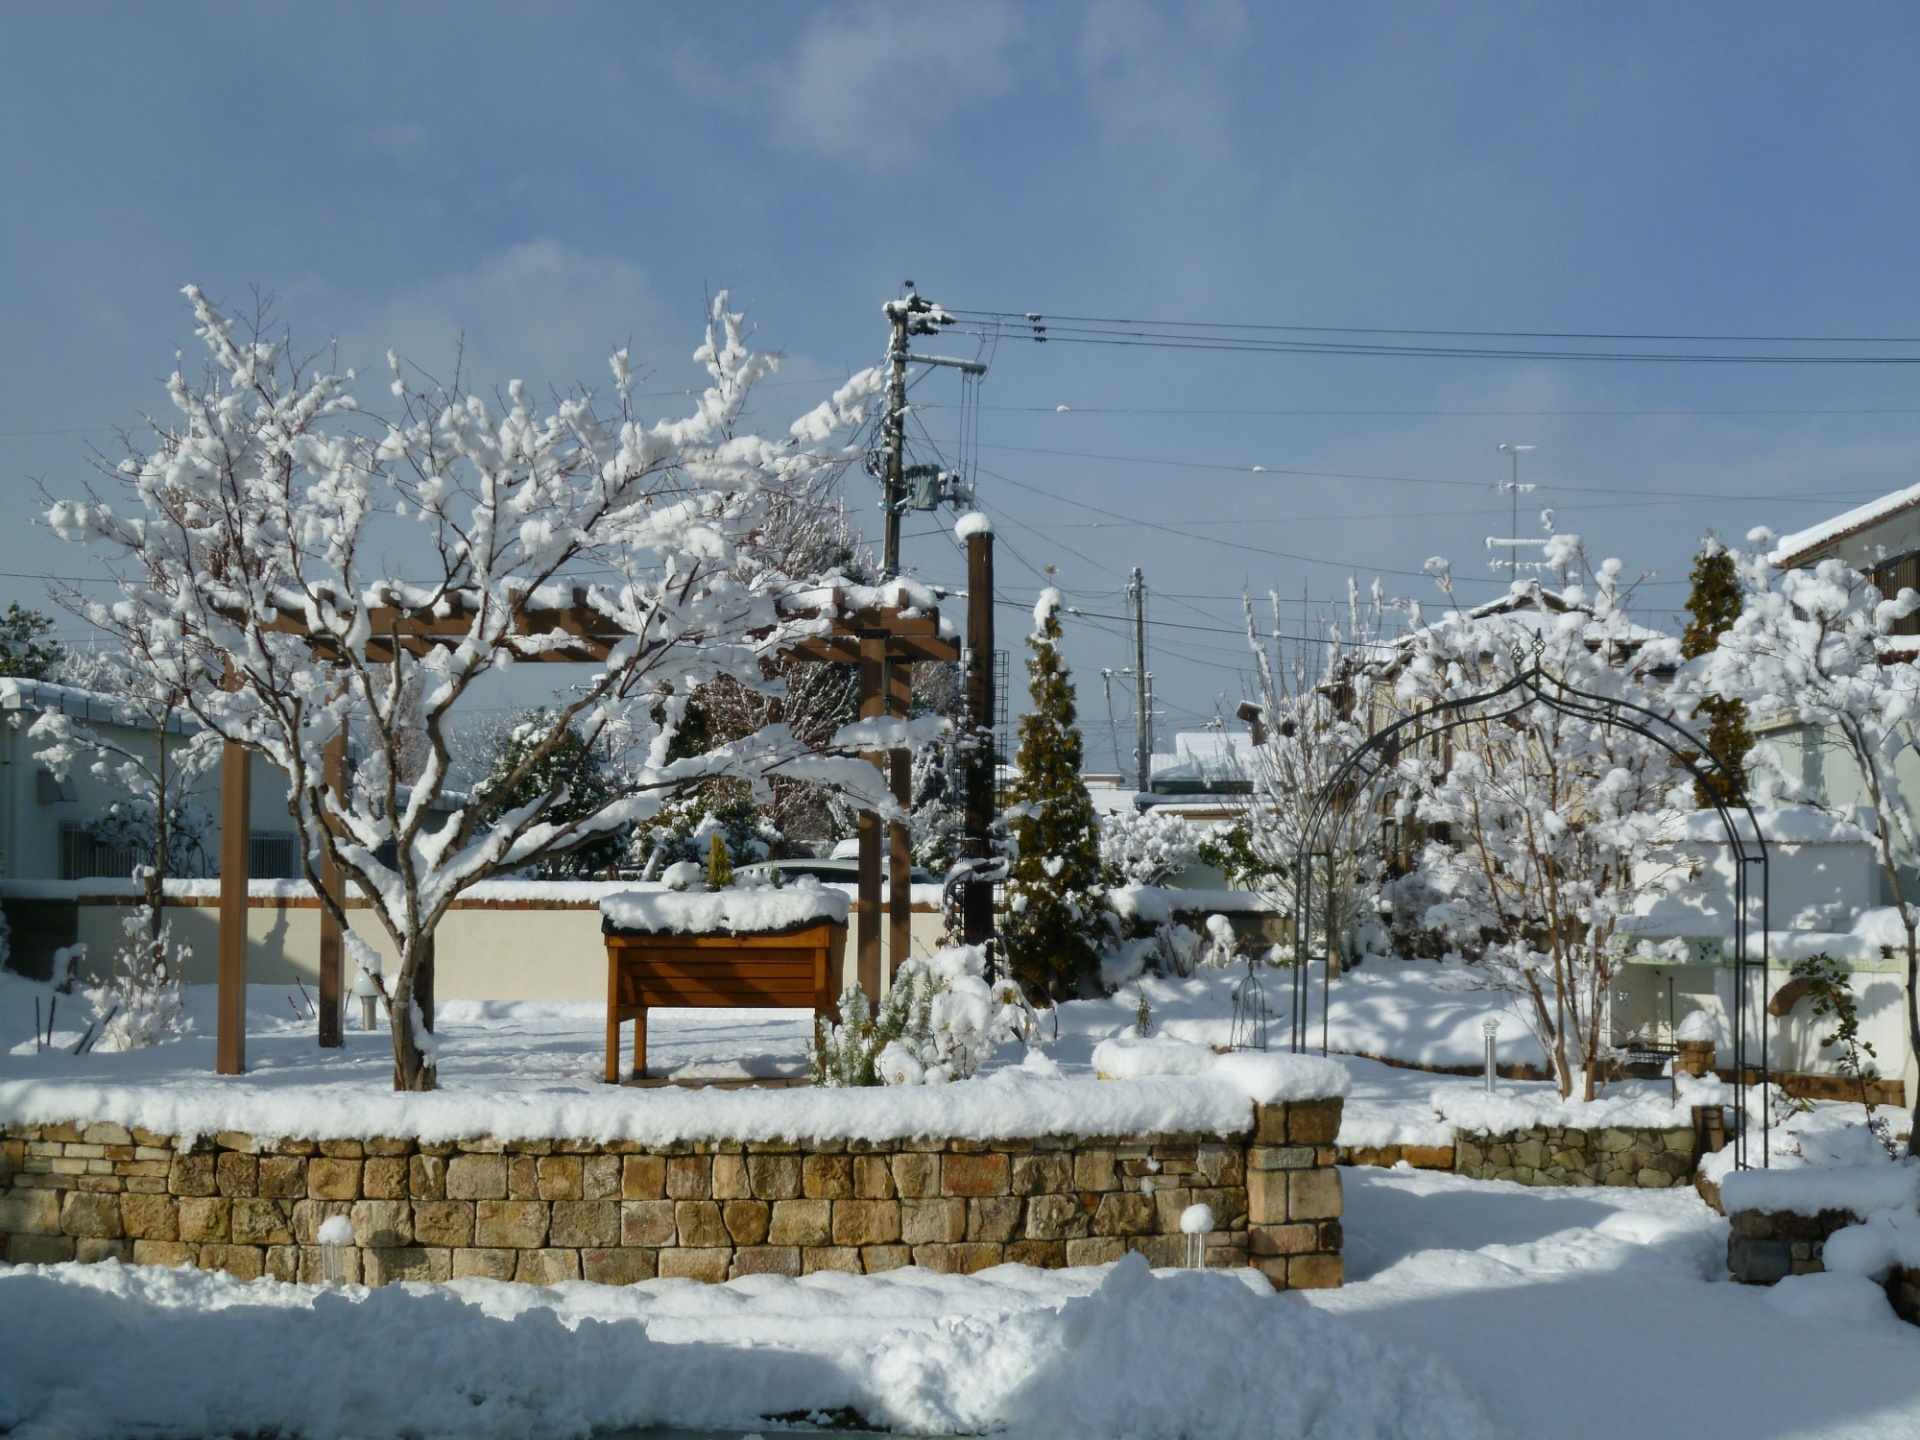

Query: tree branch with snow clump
[[48, 287, 900, 1090], [1691, 536, 1920, 1145]]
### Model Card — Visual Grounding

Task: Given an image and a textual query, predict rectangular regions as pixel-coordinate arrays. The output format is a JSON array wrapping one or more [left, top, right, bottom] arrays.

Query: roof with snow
[[0, 677, 195, 733], [1770, 480, 1920, 569]]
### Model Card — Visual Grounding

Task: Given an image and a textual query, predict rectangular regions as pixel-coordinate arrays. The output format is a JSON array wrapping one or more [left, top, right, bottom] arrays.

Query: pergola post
[[887, 660, 913, 983], [856, 633, 886, 1003], [216, 739, 251, 1075], [963, 530, 996, 946], [316, 729, 346, 1048]]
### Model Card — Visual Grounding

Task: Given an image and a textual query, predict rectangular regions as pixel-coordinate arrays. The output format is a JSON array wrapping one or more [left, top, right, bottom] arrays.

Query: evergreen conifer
[[1681, 539, 1753, 808], [1003, 588, 1112, 999]]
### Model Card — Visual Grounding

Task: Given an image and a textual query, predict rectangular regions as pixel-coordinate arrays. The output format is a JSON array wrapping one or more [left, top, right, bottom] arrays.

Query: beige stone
[[177, 1196, 232, 1244], [665, 1155, 712, 1200], [551, 1201, 619, 1249], [582, 1155, 621, 1201], [74, 1237, 132, 1265], [802, 1246, 864, 1275], [1092, 1193, 1156, 1237], [621, 1155, 666, 1200], [505, 1155, 540, 1200], [966, 1196, 1022, 1244], [365, 1246, 452, 1286], [362, 1157, 409, 1200], [9, 1233, 76, 1263], [475, 1200, 549, 1249], [1288, 1168, 1341, 1222], [875, 1150, 933, 1198], [352, 1199, 414, 1248], [259, 1157, 307, 1199], [119, 1192, 179, 1241], [215, 1153, 258, 1198], [0, 1187, 60, 1235], [1010, 1154, 1072, 1196], [803, 1154, 853, 1199], [265, 1245, 300, 1283], [1006, 1239, 1067, 1268], [901, 1197, 966, 1245], [412, 1200, 475, 1249], [292, 1198, 353, 1245], [365, 1137, 412, 1158], [667, 1199, 723, 1249], [231, 1199, 295, 1247], [446, 1153, 508, 1201], [862, 1244, 911, 1273], [198, 1244, 265, 1280], [1247, 1169, 1287, 1226], [1287, 1253, 1343, 1289], [747, 1153, 802, 1200], [169, 1153, 217, 1197], [451, 1247, 518, 1281], [583, 1247, 656, 1285], [82, 1122, 133, 1147], [722, 1200, 771, 1246], [913, 1242, 1003, 1275], [131, 1239, 196, 1268], [409, 1154, 448, 1200], [621, 1199, 677, 1247], [942, 1153, 1010, 1197], [833, 1199, 903, 1247], [307, 1158, 363, 1201], [711, 1153, 751, 1200], [852, 1155, 896, 1200], [1253, 1103, 1291, 1144], [1064, 1236, 1128, 1266], [730, 1245, 803, 1278], [658, 1246, 731, 1283], [1288, 1100, 1343, 1146], [1072, 1150, 1117, 1193], [1024, 1193, 1089, 1241], [768, 1198, 832, 1246], [1247, 1223, 1319, 1256], [514, 1248, 582, 1285], [318, 1139, 364, 1159]]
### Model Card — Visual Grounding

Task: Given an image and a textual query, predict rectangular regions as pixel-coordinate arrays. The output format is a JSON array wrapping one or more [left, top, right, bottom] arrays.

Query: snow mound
[[1434, 1084, 1705, 1137], [1720, 1159, 1920, 1218], [0, 1255, 1495, 1440], [1092, 1035, 1351, 1103], [600, 878, 849, 934]]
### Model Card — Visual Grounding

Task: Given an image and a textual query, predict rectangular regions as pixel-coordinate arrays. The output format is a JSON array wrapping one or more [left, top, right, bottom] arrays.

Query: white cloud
[[772, 1, 1021, 167], [348, 240, 682, 394]]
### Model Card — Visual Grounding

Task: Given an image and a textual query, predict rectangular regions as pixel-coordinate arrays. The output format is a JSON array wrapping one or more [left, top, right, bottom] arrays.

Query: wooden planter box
[[603, 920, 847, 1083]]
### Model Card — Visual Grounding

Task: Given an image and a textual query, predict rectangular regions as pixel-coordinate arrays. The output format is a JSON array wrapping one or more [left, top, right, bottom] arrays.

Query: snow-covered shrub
[[637, 795, 782, 877], [1202, 914, 1240, 968], [1099, 808, 1202, 887], [82, 902, 191, 1051], [811, 945, 1036, 1086], [80, 798, 213, 879]]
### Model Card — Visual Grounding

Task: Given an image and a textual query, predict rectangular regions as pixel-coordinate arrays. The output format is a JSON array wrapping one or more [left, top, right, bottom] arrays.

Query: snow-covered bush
[[82, 901, 191, 1051], [812, 945, 1036, 1086], [1099, 808, 1201, 887], [637, 794, 782, 878]]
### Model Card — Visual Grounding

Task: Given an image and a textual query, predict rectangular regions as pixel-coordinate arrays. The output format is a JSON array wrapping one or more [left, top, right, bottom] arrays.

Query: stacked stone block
[[1724, 1206, 1859, 1286], [1453, 1124, 1698, 1188], [0, 1099, 1343, 1290]]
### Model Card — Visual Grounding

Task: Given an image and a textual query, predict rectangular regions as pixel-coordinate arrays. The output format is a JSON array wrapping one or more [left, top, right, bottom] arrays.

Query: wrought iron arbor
[[1288, 656, 1775, 1168]]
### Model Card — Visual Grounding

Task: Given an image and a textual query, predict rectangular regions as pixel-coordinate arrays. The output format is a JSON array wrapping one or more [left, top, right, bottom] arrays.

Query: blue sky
[[5, 2, 1919, 760]]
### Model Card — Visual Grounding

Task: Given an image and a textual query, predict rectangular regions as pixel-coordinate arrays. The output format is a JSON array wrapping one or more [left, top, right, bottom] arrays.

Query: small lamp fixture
[[1482, 1017, 1501, 1095], [317, 1212, 354, 1286], [352, 966, 381, 1032], [1180, 1202, 1215, 1269]]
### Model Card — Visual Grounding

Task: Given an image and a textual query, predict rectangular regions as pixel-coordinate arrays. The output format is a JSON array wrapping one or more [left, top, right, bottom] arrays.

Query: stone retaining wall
[[1725, 1207, 1860, 1285], [0, 1099, 1344, 1290], [1453, 1123, 1700, 1188]]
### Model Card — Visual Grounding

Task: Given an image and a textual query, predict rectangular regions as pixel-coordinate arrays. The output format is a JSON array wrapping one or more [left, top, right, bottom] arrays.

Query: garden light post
[[1483, 1017, 1500, 1094]]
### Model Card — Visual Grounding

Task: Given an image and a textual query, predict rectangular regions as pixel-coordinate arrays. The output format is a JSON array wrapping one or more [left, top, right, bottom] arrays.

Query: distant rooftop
[[1770, 480, 1920, 569]]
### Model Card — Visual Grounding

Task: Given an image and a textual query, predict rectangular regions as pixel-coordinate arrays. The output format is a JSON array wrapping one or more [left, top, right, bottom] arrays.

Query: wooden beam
[[856, 633, 886, 1004], [316, 730, 345, 1049], [888, 659, 912, 983], [216, 739, 251, 1075]]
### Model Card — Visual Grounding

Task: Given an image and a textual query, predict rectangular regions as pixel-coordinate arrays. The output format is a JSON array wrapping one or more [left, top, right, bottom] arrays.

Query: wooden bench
[[603, 920, 847, 1083]]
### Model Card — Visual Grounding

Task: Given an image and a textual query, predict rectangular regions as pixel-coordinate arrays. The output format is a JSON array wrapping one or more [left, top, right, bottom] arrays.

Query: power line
[[920, 403, 1920, 418]]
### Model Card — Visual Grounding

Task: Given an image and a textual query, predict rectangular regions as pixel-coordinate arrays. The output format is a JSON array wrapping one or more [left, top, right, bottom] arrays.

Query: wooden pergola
[[210, 589, 960, 1073]]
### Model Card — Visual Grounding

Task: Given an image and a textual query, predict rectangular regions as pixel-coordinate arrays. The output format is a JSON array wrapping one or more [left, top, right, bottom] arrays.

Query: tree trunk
[[387, 940, 437, 1091], [1906, 921, 1919, 1150]]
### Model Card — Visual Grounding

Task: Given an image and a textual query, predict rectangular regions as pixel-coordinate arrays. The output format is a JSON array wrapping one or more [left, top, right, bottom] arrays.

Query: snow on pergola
[[209, 587, 959, 1076]]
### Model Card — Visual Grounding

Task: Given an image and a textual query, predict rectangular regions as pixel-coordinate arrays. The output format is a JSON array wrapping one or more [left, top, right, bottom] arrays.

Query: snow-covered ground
[[5, 965, 1919, 1437], [3, 1168, 1917, 1438]]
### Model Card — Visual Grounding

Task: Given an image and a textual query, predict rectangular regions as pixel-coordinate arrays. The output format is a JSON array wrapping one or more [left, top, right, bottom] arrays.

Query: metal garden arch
[[1288, 651, 1775, 1168]]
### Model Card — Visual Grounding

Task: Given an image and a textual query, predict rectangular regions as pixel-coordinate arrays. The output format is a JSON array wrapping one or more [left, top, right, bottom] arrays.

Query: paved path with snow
[[1310, 1167, 1920, 1440]]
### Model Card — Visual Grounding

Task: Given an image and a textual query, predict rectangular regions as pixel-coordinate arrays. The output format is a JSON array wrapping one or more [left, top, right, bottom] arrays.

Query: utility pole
[[1497, 443, 1536, 585], [1129, 567, 1150, 791], [878, 285, 963, 578]]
